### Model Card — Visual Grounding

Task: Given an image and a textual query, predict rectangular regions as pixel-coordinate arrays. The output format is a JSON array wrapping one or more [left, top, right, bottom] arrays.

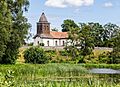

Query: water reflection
[[89, 68, 120, 74], [89, 68, 120, 84]]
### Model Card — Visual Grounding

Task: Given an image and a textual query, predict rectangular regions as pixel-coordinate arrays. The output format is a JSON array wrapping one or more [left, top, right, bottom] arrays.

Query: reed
[[0, 63, 119, 87]]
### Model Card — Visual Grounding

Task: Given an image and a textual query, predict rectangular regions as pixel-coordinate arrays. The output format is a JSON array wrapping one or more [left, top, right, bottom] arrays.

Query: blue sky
[[24, 0, 120, 41]]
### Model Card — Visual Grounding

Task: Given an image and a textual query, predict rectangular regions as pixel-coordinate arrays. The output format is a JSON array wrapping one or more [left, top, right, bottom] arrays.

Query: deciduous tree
[[61, 19, 79, 32], [0, 0, 11, 60], [0, 0, 30, 64]]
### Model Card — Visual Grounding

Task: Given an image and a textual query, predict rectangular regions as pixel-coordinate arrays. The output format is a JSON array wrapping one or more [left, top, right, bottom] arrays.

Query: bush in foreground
[[24, 47, 49, 64]]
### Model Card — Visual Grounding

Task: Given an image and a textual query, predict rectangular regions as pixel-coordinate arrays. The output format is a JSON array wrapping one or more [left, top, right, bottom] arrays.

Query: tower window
[[63, 41, 65, 46], [38, 41, 39, 45], [55, 41, 57, 46], [47, 41, 49, 46]]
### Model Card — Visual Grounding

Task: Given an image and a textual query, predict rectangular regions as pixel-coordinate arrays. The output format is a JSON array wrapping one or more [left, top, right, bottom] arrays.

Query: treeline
[[0, 0, 30, 64], [61, 19, 120, 47], [61, 19, 120, 64]]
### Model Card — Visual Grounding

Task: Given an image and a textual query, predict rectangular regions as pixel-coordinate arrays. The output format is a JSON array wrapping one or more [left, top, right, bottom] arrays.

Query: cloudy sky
[[24, 0, 120, 38]]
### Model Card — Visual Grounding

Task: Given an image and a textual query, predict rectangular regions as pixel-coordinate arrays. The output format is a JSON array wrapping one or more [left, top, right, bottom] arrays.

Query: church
[[33, 12, 68, 46]]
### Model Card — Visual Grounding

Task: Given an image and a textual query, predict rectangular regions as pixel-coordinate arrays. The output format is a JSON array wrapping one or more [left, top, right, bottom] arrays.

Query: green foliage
[[59, 50, 68, 56], [98, 52, 110, 64], [0, 70, 15, 87], [61, 19, 79, 32], [80, 22, 120, 47], [45, 50, 56, 57], [87, 22, 104, 47], [103, 23, 120, 47], [24, 47, 49, 64], [0, 64, 120, 86], [79, 24, 94, 56], [28, 42, 33, 46], [109, 50, 120, 64], [108, 32, 120, 64], [66, 27, 80, 59], [0, 0, 30, 64], [65, 22, 95, 62], [81, 63, 120, 69], [64, 21, 120, 64], [0, 0, 11, 61]]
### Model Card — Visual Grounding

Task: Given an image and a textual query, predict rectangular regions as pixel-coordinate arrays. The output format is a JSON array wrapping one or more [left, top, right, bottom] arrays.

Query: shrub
[[45, 50, 56, 54], [59, 50, 68, 56], [24, 47, 49, 64], [98, 52, 110, 64], [28, 42, 33, 46], [45, 50, 56, 57], [109, 51, 120, 64]]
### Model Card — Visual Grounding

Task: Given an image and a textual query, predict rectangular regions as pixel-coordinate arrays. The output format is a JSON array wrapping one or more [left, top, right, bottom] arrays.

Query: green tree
[[24, 47, 49, 64], [87, 22, 104, 47], [67, 27, 80, 59], [0, 0, 30, 64], [109, 32, 120, 64], [0, 0, 11, 61], [103, 23, 120, 47], [66, 23, 94, 61], [79, 24, 94, 56], [61, 19, 79, 32]]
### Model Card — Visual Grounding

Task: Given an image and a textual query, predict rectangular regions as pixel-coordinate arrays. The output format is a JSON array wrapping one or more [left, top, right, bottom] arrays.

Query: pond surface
[[89, 68, 120, 74]]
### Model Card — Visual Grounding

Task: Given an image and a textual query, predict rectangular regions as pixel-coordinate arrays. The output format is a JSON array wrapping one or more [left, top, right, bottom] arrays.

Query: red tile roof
[[50, 31, 68, 39]]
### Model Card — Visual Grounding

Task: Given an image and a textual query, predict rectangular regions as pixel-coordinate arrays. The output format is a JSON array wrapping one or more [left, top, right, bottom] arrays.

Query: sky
[[24, 0, 120, 42]]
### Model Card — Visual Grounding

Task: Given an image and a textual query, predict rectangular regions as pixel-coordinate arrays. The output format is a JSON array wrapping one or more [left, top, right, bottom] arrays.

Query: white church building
[[33, 12, 68, 46]]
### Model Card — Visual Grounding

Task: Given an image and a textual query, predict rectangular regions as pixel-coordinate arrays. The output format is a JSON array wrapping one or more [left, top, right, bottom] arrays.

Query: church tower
[[37, 12, 50, 35]]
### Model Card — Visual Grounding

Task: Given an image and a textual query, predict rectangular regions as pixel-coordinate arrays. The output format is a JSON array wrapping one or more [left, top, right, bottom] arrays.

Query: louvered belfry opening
[[37, 12, 50, 35]]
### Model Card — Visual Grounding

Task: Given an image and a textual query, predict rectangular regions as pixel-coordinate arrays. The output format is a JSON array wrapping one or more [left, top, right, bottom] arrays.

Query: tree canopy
[[61, 19, 79, 32], [62, 19, 120, 64], [0, 0, 30, 64]]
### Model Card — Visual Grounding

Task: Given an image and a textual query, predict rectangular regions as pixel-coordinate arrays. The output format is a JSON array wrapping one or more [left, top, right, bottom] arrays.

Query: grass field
[[1, 47, 119, 87], [0, 63, 120, 87]]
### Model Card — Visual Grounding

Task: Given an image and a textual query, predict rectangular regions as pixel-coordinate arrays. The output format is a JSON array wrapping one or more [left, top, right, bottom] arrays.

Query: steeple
[[36, 12, 50, 35], [39, 12, 48, 22]]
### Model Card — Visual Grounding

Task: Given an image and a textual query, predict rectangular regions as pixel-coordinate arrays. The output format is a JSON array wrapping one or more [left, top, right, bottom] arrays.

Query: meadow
[[0, 47, 120, 87], [0, 63, 120, 87]]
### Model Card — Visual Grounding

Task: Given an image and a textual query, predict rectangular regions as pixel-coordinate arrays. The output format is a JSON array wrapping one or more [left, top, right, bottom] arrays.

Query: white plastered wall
[[34, 37, 68, 46]]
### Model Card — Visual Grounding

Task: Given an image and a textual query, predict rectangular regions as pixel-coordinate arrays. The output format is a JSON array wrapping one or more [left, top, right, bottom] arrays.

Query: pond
[[89, 68, 120, 84], [89, 68, 120, 74]]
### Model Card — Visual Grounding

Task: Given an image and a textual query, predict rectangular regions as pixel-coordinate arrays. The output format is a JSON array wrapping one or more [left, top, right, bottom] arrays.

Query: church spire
[[39, 12, 48, 22], [37, 12, 50, 35]]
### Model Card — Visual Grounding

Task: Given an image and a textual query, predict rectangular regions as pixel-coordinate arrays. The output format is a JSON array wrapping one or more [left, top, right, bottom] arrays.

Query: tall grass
[[80, 63, 120, 69], [0, 63, 120, 87]]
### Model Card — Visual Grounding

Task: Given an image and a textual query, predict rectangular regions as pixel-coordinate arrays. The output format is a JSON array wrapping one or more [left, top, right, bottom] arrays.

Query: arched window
[[37, 41, 39, 45], [55, 41, 57, 46], [63, 41, 65, 46], [47, 41, 49, 46]]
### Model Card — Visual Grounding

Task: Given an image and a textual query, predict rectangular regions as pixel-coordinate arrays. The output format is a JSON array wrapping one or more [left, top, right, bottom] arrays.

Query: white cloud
[[104, 2, 113, 7], [45, 0, 94, 8], [45, 0, 66, 8]]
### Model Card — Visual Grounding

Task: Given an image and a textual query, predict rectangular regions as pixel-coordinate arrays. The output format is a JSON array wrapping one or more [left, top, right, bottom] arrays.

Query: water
[[89, 68, 120, 74]]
